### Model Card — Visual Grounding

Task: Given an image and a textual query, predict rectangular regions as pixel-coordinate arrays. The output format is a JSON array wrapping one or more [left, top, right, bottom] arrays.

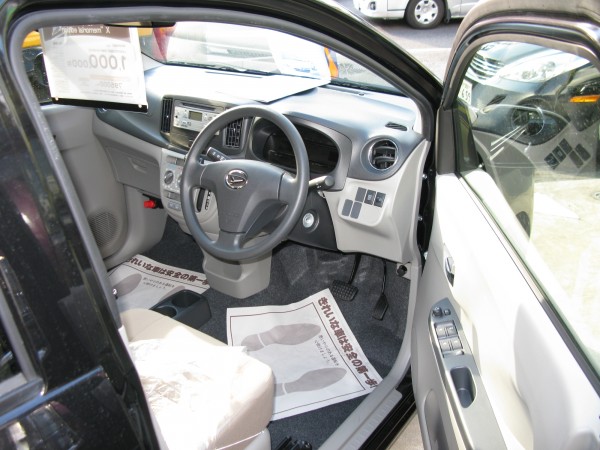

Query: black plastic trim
[[53, 97, 147, 113], [288, 190, 338, 251]]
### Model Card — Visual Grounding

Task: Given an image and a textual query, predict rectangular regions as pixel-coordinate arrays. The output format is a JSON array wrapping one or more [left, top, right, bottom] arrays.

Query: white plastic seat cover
[[121, 308, 274, 450]]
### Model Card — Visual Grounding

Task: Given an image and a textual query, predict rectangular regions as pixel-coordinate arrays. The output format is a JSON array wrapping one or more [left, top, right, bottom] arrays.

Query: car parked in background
[[353, 0, 480, 29]]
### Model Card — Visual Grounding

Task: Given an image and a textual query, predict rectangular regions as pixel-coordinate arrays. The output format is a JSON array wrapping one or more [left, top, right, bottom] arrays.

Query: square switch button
[[374, 192, 386, 207], [355, 187, 366, 202], [341, 199, 353, 217], [350, 202, 362, 219]]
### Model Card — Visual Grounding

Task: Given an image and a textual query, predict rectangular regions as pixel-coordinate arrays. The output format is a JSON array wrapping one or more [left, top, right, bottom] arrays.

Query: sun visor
[[40, 25, 148, 112]]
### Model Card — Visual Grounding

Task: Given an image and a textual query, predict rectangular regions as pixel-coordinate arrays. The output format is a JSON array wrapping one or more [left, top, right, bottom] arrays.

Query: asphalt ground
[[337, 0, 459, 79]]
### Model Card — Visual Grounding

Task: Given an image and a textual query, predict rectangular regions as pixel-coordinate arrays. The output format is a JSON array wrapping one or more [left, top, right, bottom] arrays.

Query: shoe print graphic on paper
[[275, 367, 347, 396], [113, 273, 142, 298], [241, 323, 321, 352]]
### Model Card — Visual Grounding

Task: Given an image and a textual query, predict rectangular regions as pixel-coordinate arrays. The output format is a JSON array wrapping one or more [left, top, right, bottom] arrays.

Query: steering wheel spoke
[[279, 172, 299, 205], [184, 156, 208, 189]]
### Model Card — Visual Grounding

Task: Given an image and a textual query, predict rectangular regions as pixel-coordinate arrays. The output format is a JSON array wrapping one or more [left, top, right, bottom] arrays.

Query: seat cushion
[[121, 309, 274, 450]]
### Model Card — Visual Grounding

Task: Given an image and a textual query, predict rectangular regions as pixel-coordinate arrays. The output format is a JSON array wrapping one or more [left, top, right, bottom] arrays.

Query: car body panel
[[0, 26, 159, 444]]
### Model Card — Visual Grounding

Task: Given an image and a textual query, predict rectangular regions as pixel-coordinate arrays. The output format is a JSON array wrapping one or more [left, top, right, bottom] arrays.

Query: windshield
[[139, 22, 399, 94]]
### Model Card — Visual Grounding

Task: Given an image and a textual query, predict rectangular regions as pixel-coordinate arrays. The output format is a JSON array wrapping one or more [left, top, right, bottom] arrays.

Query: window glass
[[139, 22, 399, 94], [454, 41, 600, 375], [0, 322, 20, 382], [26, 22, 402, 105], [22, 31, 51, 103]]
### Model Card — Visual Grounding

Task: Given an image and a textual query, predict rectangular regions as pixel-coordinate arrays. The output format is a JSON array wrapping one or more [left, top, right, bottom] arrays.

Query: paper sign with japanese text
[[40, 25, 147, 110]]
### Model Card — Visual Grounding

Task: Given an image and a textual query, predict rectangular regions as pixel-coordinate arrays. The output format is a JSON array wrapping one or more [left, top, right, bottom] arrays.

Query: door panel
[[414, 28, 600, 449], [414, 174, 600, 449], [44, 105, 129, 259]]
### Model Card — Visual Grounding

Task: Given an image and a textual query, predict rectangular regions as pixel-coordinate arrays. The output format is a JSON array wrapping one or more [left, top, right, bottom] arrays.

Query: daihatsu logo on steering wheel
[[225, 169, 248, 189]]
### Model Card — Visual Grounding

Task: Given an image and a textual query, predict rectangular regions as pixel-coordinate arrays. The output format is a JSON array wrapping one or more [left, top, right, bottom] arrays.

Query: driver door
[[412, 5, 600, 449]]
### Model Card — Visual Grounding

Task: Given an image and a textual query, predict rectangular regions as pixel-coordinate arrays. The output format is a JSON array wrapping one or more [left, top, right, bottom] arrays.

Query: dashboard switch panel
[[338, 186, 387, 225], [161, 149, 185, 214]]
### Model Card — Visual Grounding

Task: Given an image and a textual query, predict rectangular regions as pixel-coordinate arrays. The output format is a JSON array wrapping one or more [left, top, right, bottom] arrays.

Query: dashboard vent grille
[[369, 139, 398, 170], [225, 119, 243, 148], [386, 122, 407, 131], [161, 97, 173, 133]]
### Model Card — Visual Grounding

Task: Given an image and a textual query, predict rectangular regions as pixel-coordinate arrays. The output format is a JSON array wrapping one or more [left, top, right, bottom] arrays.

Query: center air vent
[[225, 119, 243, 148], [161, 97, 173, 133], [368, 139, 398, 170]]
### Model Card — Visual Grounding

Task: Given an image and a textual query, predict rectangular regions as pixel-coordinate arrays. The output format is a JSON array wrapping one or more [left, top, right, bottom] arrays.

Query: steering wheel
[[181, 105, 309, 261]]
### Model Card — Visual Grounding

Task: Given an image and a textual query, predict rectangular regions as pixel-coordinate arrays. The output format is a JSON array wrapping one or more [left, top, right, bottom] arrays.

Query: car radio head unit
[[173, 103, 219, 132], [165, 99, 225, 149]]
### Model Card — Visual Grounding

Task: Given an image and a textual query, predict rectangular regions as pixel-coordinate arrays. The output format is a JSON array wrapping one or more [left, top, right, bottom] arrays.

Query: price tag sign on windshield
[[40, 25, 148, 111]]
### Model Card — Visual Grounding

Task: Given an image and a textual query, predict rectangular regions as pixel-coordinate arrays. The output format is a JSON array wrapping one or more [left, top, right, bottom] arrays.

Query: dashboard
[[95, 63, 427, 262]]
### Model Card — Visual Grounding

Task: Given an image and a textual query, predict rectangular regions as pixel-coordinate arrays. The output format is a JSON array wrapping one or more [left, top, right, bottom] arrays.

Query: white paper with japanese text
[[40, 25, 147, 108], [109, 255, 209, 312], [227, 289, 381, 420]]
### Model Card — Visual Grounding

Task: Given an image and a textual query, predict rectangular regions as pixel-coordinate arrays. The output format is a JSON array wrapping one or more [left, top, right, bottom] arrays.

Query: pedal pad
[[331, 279, 358, 302], [275, 437, 312, 450], [372, 292, 389, 320]]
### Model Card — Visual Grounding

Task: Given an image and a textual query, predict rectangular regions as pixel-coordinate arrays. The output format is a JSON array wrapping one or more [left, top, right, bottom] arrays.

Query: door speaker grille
[[88, 211, 119, 250]]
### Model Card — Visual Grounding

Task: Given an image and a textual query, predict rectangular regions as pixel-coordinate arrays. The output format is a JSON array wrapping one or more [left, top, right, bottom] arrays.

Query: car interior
[[11, 6, 434, 449], [8, 0, 600, 448]]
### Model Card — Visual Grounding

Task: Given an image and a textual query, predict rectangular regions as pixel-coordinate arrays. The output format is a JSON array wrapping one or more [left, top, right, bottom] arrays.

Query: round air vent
[[511, 105, 544, 136], [368, 139, 398, 170]]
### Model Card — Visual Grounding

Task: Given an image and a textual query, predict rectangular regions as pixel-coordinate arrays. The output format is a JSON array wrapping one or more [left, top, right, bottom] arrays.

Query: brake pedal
[[331, 254, 361, 302], [330, 280, 358, 302]]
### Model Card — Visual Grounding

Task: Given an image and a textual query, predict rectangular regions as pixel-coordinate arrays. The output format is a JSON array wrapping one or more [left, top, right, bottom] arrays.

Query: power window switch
[[450, 337, 462, 351], [439, 338, 452, 353], [435, 326, 447, 338], [445, 324, 457, 337]]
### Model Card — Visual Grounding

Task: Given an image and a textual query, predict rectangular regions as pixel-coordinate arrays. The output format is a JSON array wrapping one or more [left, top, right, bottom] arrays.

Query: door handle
[[445, 256, 455, 286]]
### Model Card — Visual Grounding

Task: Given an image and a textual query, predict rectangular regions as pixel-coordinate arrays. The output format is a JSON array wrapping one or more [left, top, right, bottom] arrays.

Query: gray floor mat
[[143, 218, 409, 448]]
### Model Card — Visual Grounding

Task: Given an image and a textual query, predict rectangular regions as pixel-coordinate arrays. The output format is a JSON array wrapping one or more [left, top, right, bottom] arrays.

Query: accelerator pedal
[[372, 259, 389, 320], [275, 437, 312, 450]]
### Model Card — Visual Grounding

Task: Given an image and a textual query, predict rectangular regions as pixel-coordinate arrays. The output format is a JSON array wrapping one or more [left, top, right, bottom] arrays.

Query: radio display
[[189, 110, 203, 121]]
